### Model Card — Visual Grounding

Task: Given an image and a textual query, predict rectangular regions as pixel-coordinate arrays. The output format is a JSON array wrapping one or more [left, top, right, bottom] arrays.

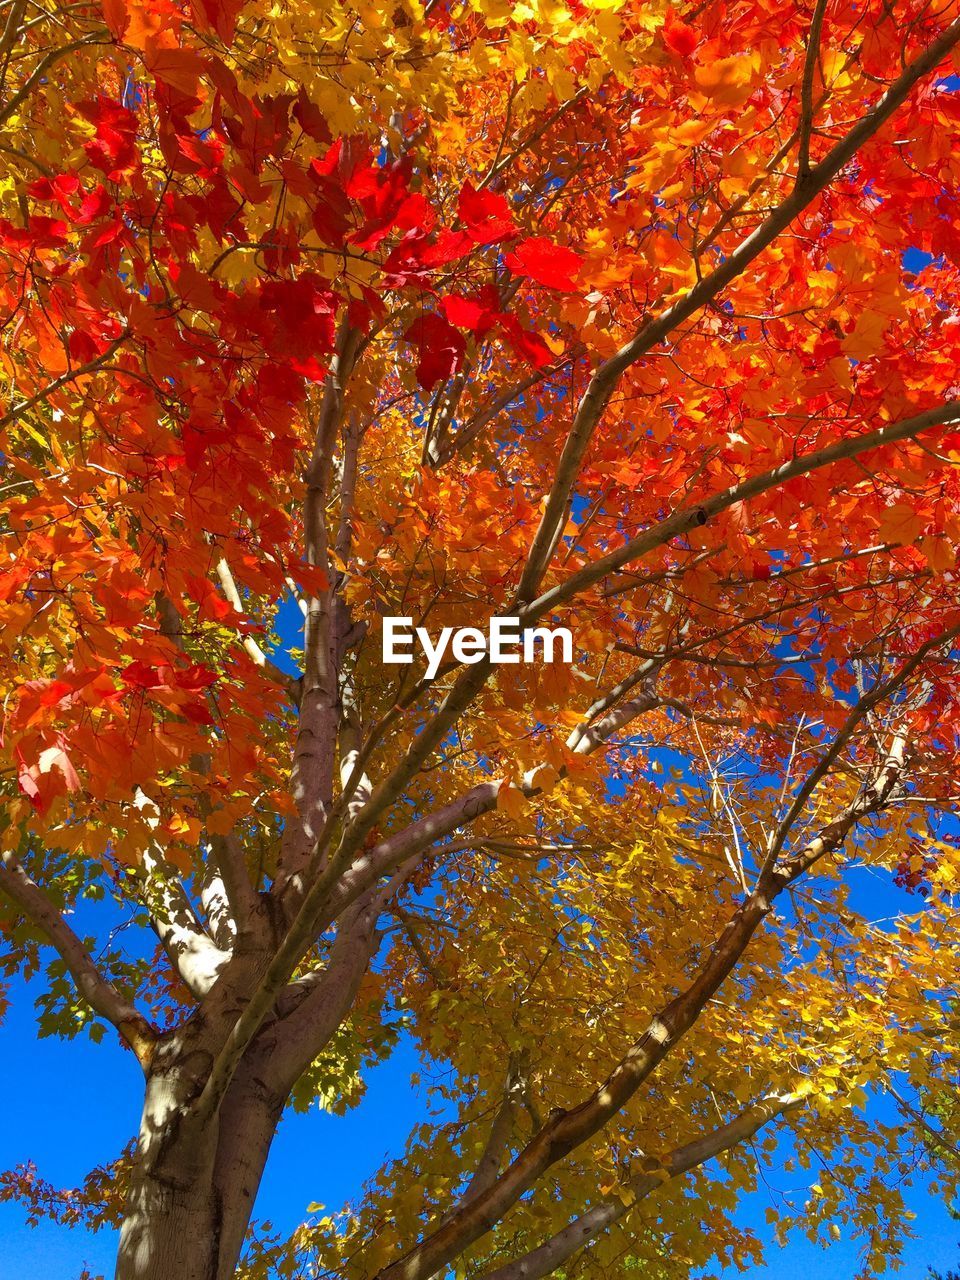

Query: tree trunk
[[116, 1055, 283, 1280]]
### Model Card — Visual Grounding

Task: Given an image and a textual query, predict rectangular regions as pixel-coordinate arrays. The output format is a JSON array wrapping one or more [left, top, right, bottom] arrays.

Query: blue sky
[[0, 971, 427, 1278]]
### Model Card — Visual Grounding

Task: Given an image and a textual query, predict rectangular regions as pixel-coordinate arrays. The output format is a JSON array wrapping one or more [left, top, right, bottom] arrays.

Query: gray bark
[[115, 1052, 282, 1280]]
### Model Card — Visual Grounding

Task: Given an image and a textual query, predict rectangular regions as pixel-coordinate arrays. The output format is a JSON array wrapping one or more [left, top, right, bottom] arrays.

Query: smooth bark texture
[[117, 1050, 284, 1280]]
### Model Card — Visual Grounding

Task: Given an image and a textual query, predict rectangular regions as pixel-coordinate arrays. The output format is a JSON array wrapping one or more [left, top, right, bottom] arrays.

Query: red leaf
[[145, 47, 207, 97], [257, 362, 306, 404], [173, 663, 218, 692], [189, 0, 244, 43], [292, 90, 331, 144], [402, 313, 467, 389], [501, 315, 554, 369], [0, 563, 29, 603], [32, 216, 70, 246], [76, 184, 113, 225], [288, 561, 331, 595], [383, 228, 474, 286], [39, 744, 81, 792], [100, 0, 130, 39], [15, 668, 108, 728], [27, 175, 80, 217], [504, 236, 582, 291], [175, 131, 224, 174], [308, 157, 352, 246], [16, 750, 42, 809], [663, 12, 698, 57], [288, 356, 328, 382], [16, 742, 81, 809], [122, 660, 166, 690], [78, 97, 138, 180], [39, 680, 75, 708], [440, 293, 501, 335], [185, 573, 234, 622], [457, 180, 516, 244], [85, 216, 125, 248], [69, 330, 101, 364], [311, 139, 342, 179], [0, 215, 70, 248], [181, 701, 214, 724], [418, 228, 474, 268]]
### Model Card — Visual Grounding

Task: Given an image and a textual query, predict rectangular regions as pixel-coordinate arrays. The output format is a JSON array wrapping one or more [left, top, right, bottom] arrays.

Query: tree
[[2, 0, 960, 1277]]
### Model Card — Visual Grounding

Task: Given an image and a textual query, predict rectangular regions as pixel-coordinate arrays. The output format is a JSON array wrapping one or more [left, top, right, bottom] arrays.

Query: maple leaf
[[402, 312, 467, 388], [665, 16, 696, 58], [693, 54, 755, 106], [287, 561, 331, 595], [878, 502, 924, 546], [292, 90, 331, 144], [99, 0, 131, 39], [15, 749, 42, 809], [76, 185, 113, 225], [68, 330, 102, 363], [504, 236, 583, 291], [15, 742, 81, 808], [497, 783, 527, 821], [77, 97, 139, 180], [440, 290, 503, 336], [501, 315, 555, 368], [26, 175, 81, 217], [37, 744, 81, 792], [0, 215, 69, 248], [663, 12, 698, 58], [190, 0, 245, 44], [121, 661, 167, 690], [457, 181, 517, 244]]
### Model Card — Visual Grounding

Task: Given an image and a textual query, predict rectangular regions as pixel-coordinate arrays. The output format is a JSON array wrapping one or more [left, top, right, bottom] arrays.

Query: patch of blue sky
[[0, 975, 429, 1278]]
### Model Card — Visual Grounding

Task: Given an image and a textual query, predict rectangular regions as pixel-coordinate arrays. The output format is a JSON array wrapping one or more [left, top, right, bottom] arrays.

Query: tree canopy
[[2, 0, 960, 1278]]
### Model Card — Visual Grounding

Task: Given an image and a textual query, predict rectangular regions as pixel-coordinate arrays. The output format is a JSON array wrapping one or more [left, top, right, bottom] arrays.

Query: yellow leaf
[[878, 502, 923, 547], [919, 534, 956, 572], [693, 56, 754, 106], [497, 783, 527, 820], [842, 309, 887, 361]]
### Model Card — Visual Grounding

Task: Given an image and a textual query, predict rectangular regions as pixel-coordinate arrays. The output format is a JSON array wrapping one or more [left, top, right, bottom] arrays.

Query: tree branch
[[0, 847, 156, 1068], [213, 553, 303, 706], [134, 789, 231, 999], [278, 323, 362, 894], [477, 1091, 805, 1280], [524, 398, 960, 623], [797, 0, 829, 181], [514, 17, 960, 604]]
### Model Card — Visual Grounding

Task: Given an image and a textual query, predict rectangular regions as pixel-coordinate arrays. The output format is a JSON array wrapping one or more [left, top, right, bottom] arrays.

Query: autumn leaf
[[402, 312, 467, 388], [439, 292, 501, 335], [693, 54, 755, 105], [497, 783, 527, 820], [457, 180, 517, 244], [504, 236, 583, 291], [878, 502, 924, 546], [663, 12, 698, 58]]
